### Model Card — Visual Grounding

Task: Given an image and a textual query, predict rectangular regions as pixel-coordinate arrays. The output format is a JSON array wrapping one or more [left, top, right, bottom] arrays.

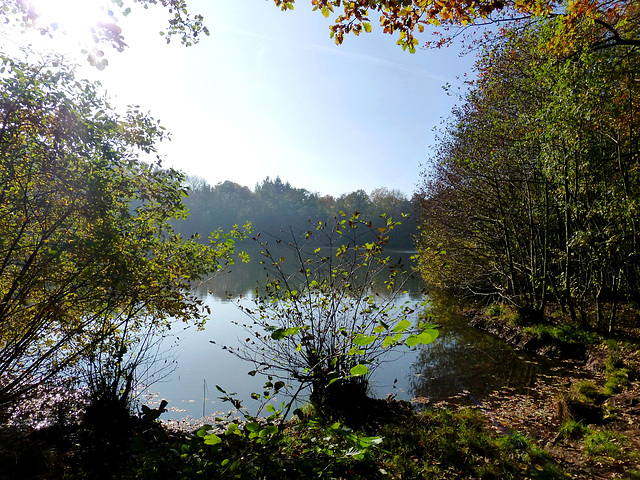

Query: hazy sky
[[17, 0, 476, 198]]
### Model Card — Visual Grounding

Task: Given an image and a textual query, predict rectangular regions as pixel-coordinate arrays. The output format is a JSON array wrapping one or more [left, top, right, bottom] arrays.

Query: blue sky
[[18, 0, 476, 198]]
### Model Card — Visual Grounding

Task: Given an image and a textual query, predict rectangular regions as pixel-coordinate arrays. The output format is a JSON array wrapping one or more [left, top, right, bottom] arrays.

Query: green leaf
[[353, 335, 376, 346], [392, 319, 411, 333], [196, 425, 212, 437], [417, 329, 439, 344], [265, 404, 276, 413], [226, 423, 240, 435], [259, 425, 279, 436], [245, 422, 260, 433], [382, 336, 395, 348], [350, 364, 369, 376], [204, 433, 222, 445], [271, 327, 299, 340], [406, 335, 420, 347]]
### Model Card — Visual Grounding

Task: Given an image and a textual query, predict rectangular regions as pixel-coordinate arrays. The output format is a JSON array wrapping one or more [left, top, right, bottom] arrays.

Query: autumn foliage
[[416, 18, 640, 332], [273, 0, 640, 53]]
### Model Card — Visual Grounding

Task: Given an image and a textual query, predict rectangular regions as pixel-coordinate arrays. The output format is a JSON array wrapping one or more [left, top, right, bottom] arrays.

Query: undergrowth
[[122, 406, 570, 479], [0, 404, 569, 479]]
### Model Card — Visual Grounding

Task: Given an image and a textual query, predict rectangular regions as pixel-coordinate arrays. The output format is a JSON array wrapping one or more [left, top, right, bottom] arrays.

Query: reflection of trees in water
[[409, 312, 541, 405], [195, 242, 426, 301]]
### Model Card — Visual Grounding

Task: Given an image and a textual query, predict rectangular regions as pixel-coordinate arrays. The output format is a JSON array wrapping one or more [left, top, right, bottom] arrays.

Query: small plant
[[179, 391, 387, 479], [488, 304, 503, 317], [558, 419, 589, 440], [573, 380, 599, 403], [603, 368, 631, 396], [497, 432, 566, 478], [227, 213, 438, 417], [605, 338, 620, 352], [508, 311, 524, 326], [584, 430, 626, 460]]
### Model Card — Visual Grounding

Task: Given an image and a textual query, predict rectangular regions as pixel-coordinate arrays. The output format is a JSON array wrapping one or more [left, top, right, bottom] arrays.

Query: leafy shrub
[[227, 213, 438, 415]]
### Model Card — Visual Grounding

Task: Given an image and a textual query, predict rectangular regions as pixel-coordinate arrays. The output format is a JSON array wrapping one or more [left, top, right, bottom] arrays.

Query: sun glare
[[27, 0, 117, 52]]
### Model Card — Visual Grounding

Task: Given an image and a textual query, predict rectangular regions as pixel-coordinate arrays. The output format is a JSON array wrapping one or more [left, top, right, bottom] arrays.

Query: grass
[[602, 342, 632, 396], [584, 430, 628, 460], [603, 368, 631, 395], [522, 323, 600, 345], [572, 380, 599, 403], [557, 419, 589, 440], [486, 303, 525, 326], [0, 404, 569, 479]]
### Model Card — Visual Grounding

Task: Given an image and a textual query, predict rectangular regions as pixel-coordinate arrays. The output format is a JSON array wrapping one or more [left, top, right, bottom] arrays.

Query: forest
[[0, 0, 639, 479], [416, 16, 640, 334], [176, 176, 418, 250]]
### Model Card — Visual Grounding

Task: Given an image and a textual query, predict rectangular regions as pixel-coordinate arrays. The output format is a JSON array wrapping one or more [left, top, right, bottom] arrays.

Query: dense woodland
[[417, 18, 640, 334], [176, 176, 419, 250]]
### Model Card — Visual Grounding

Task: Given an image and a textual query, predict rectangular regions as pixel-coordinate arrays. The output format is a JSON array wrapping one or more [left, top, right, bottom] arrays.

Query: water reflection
[[409, 311, 542, 405], [152, 250, 426, 421], [198, 244, 426, 300], [152, 254, 570, 422]]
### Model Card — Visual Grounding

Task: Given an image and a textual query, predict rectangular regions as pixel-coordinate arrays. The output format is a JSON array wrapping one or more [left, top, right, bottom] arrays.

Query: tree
[[336, 189, 371, 217], [173, 180, 417, 251], [0, 52, 245, 412], [4, 0, 636, 60], [369, 187, 417, 249], [227, 213, 437, 416], [271, 0, 639, 53], [417, 18, 640, 331]]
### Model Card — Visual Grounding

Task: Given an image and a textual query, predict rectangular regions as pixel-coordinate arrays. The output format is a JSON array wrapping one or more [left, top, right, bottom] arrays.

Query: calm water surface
[[147, 256, 570, 421]]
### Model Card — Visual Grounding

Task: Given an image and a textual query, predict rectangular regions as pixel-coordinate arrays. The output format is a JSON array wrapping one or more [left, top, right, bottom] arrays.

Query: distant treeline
[[173, 176, 418, 250]]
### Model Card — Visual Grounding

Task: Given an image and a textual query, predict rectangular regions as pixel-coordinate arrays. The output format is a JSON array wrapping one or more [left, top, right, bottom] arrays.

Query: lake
[[143, 250, 572, 422]]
